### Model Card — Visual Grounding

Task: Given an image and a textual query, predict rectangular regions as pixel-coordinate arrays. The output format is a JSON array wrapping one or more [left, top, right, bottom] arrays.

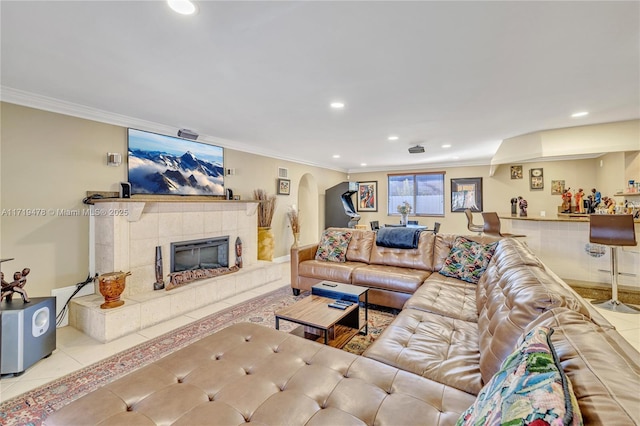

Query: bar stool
[[481, 212, 526, 238], [432, 222, 441, 234], [464, 209, 483, 234], [589, 214, 639, 313]]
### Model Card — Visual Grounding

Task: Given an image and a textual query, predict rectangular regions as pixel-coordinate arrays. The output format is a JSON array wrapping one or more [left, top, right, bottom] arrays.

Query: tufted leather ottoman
[[44, 322, 476, 425]]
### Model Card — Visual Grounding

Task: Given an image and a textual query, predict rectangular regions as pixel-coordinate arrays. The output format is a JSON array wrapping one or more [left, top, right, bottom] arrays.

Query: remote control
[[322, 283, 338, 287], [334, 300, 353, 306], [328, 303, 347, 310]]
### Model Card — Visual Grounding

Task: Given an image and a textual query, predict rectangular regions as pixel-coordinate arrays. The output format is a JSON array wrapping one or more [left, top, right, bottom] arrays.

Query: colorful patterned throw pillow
[[439, 237, 498, 284], [315, 230, 353, 263], [457, 326, 583, 426]]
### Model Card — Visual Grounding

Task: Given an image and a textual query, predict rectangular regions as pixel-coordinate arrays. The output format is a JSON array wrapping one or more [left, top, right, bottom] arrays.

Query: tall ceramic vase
[[291, 232, 300, 249], [258, 227, 275, 261], [400, 214, 408, 226]]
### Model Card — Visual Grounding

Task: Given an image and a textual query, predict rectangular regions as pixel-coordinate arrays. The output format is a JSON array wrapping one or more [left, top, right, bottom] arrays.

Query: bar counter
[[499, 214, 639, 289]]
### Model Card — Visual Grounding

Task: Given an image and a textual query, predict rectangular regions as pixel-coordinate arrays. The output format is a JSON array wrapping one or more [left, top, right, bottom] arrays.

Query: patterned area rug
[[0, 286, 395, 426]]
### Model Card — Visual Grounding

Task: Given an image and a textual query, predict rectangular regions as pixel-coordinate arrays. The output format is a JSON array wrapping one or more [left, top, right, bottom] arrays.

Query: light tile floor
[[1, 266, 639, 403]]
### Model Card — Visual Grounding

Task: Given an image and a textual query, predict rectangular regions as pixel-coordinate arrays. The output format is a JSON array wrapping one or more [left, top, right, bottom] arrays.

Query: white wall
[[350, 155, 631, 235]]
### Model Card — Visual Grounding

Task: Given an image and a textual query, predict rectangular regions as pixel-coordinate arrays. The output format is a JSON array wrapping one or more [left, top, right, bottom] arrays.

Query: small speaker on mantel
[[120, 182, 131, 199]]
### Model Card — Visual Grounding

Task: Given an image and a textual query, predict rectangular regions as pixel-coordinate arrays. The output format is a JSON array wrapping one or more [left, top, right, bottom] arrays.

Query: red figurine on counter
[[574, 188, 585, 214], [561, 187, 572, 213]]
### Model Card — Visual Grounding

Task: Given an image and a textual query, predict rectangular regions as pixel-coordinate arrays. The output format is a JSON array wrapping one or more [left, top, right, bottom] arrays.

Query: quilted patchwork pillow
[[457, 326, 582, 426], [315, 230, 353, 263], [439, 236, 498, 284]]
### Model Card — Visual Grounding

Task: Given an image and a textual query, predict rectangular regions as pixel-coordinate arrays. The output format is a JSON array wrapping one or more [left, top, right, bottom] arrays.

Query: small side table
[[312, 281, 369, 335]]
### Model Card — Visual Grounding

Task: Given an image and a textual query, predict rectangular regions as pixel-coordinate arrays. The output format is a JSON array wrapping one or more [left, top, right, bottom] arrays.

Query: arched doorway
[[298, 173, 319, 245]]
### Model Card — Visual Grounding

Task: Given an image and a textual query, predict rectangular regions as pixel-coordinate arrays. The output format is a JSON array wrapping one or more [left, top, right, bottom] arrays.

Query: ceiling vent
[[408, 145, 425, 154]]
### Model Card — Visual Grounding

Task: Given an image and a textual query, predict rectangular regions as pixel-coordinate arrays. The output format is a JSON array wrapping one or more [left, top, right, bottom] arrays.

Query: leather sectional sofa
[[45, 230, 640, 425]]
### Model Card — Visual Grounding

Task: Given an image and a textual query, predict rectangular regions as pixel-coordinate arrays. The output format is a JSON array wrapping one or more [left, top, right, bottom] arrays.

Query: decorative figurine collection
[[1, 267, 31, 303], [556, 185, 638, 217]]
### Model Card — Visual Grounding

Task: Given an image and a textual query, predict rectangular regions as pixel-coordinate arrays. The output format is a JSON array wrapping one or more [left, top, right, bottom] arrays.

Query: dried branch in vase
[[253, 188, 277, 228], [287, 206, 300, 234]]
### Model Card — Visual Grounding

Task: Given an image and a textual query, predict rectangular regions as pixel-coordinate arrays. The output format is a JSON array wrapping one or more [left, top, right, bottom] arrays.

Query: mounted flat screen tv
[[127, 128, 224, 196]]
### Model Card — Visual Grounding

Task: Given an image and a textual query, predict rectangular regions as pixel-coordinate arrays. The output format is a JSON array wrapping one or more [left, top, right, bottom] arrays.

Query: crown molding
[[0, 86, 348, 174]]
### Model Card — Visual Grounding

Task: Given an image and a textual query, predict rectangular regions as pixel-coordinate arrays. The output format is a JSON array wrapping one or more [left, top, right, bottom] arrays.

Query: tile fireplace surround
[[69, 199, 283, 342]]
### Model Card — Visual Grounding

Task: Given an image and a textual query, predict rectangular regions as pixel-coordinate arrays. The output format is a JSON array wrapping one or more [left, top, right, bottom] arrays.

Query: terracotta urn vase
[[258, 227, 275, 261], [98, 271, 131, 309]]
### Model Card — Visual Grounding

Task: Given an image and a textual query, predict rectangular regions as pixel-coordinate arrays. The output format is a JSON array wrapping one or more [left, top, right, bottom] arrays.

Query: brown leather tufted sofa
[[45, 234, 640, 425], [291, 228, 498, 309]]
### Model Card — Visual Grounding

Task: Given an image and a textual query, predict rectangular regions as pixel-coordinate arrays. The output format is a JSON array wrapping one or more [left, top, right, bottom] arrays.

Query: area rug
[[0, 285, 395, 426]]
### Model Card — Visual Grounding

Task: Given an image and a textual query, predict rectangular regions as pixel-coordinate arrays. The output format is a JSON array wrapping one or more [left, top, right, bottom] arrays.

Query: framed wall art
[[530, 168, 544, 190], [551, 180, 565, 195], [357, 181, 377, 212], [510, 165, 523, 179], [277, 178, 290, 195], [451, 177, 483, 212]]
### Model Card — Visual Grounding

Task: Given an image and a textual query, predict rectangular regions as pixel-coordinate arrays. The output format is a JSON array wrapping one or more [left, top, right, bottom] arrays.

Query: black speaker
[[120, 182, 131, 198], [1, 297, 56, 375]]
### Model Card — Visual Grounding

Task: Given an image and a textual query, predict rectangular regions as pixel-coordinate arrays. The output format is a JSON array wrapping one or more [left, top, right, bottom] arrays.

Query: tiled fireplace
[[69, 199, 283, 342]]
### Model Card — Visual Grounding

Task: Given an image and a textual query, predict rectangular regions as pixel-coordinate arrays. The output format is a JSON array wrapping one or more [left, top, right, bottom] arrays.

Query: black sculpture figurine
[[153, 246, 164, 290], [510, 197, 518, 215], [1, 268, 31, 303], [235, 237, 243, 269]]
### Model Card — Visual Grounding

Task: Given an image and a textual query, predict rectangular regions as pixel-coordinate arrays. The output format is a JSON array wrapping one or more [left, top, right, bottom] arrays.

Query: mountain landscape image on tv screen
[[128, 129, 224, 196]]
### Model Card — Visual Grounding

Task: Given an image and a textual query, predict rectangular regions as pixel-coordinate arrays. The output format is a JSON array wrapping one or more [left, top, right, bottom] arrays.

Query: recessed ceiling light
[[452, 156, 460, 160], [571, 111, 589, 118], [167, 0, 197, 15], [332, 154, 340, 159], [388, 136, 399, 141], [441, 144, 452, 148], [330, 102, 345, 109], [360, 163, 367, 167]]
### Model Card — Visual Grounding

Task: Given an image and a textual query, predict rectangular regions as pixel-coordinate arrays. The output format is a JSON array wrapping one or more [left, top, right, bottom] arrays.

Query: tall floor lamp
[[589, 214, 639, 314]]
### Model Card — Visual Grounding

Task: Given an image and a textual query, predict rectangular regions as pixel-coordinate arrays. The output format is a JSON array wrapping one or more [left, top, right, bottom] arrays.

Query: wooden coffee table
[[275, 295, 361, 348]]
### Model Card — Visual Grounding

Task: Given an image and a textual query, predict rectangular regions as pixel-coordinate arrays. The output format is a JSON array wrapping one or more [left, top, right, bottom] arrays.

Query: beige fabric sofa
[[45, 234, 640, 425]]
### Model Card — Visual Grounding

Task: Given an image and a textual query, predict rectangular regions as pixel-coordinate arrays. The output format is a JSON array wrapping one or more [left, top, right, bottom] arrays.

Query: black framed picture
[[530, 168, 544, 190], [357, 181, 377, 212], [451, 177, 483, 212], [277, 178, 290, 195]]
